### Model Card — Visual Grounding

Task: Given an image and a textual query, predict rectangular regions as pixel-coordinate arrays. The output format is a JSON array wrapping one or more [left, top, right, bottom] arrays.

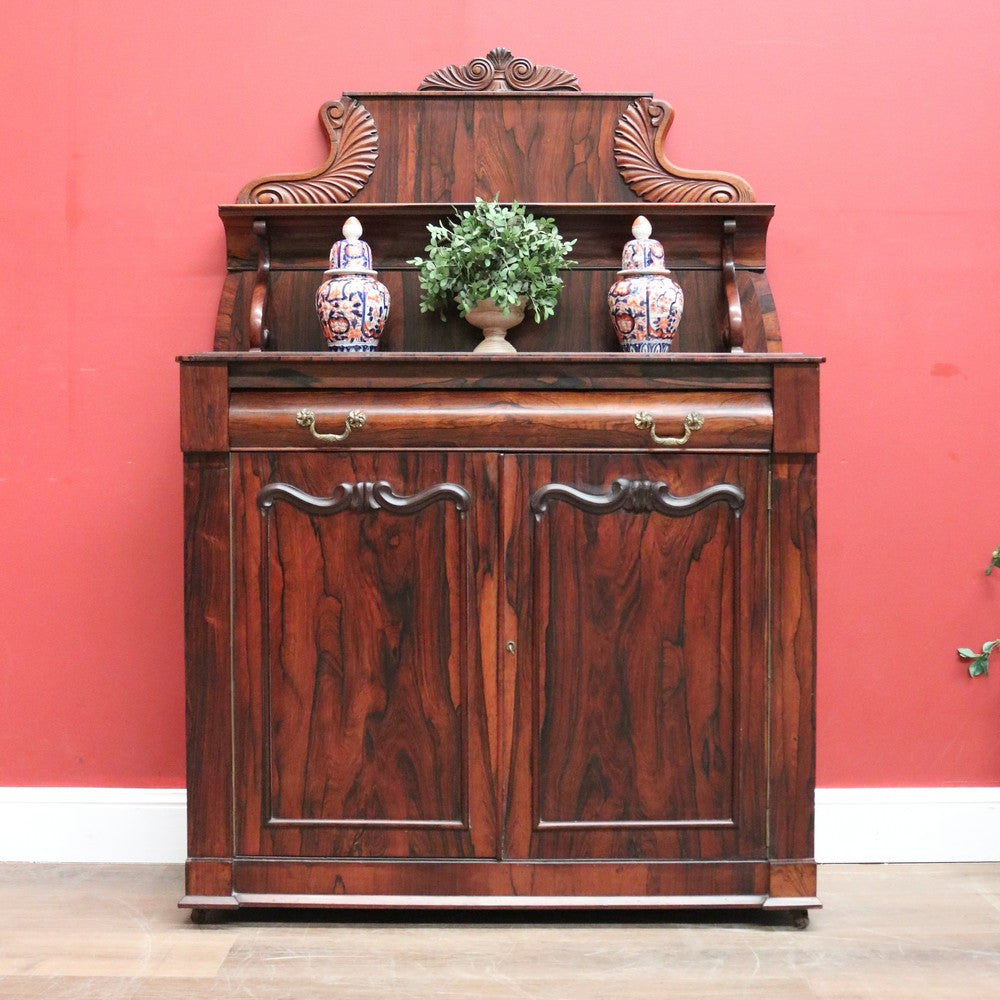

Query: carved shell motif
[[237, 98, 378, 205], [419, 47, 580, 93], [614, 99, 755, 204]]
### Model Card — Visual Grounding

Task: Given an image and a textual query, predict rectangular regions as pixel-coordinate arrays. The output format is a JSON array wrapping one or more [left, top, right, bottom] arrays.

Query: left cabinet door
[[232, 451, 499, 860]]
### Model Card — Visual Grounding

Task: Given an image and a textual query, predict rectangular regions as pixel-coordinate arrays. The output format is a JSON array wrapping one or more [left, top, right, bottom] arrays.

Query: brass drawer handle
[[634, 410, 705, 447], [295, 408, 367, 443]]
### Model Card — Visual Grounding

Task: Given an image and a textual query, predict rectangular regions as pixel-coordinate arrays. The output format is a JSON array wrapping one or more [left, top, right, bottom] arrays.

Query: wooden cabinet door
[[233, 451, 499, 860], [502, 453, 768, 861]]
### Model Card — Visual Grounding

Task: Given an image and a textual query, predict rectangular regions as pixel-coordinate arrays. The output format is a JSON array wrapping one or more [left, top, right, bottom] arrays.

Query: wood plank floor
[[1, 864, 999, 998]]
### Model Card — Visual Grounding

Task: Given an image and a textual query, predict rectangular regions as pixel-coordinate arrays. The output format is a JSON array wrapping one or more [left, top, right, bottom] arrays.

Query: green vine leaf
[[957, 644, 993, 677]]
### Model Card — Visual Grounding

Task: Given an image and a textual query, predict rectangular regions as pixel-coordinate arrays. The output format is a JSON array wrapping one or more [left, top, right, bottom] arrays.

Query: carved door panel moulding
[[257, 479, 471, 516], [615, 98, 755, 203], [529, 477, 746, 518]]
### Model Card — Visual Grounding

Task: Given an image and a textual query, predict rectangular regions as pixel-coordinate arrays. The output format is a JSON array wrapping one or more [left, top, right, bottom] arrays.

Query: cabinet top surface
[[179, 352, 823, 366], [178, 353, 823, 394]]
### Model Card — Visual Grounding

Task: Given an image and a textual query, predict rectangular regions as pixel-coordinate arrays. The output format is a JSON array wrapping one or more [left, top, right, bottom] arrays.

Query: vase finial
[[632, 216, 652, 241], [343, 216, 363, 241]]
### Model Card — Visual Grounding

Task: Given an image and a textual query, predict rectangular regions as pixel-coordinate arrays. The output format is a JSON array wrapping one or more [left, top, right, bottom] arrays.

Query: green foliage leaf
[[958, 640, 999, 678], [969, 654, 991, 678], [406, 196, 576, 324]]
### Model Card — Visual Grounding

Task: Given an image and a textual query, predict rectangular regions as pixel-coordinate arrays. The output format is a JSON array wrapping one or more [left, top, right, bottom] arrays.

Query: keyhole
[[505, 641, 516, 654]]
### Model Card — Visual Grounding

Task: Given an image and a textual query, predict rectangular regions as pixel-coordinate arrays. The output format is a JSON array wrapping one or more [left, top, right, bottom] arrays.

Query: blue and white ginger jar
[[607, 216, 683, 353], [315, 217, 390, 352]]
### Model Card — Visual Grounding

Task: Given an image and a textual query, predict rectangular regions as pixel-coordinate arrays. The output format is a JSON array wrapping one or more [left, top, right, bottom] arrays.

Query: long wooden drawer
[[228, 390, 773, 451]]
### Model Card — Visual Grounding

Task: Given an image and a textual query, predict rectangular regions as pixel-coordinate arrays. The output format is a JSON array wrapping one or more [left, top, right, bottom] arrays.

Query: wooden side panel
[[473, 98, 636, 202], [769, 457, 818, 863], [768, 860, 818, 901], [232, 451, 498, 860], [183, 859, 234, 904], [179, 362, 228, 453], [773, 364, 821, 454], [213, 273, 244, 351], [503, 453, 768, 861], [183, 455, 233, 879], [353, 97, 477, 203], [749, 271, 782, 352], [349, 96, 636, 203]]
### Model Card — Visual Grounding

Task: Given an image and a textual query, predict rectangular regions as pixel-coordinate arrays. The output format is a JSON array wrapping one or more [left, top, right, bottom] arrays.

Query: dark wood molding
[[257, 480, 472, 516], [529, 477, 746, 518], [237, 98, 378, 205], [615, 99, 755, 203], [418, 47, 580, 93]]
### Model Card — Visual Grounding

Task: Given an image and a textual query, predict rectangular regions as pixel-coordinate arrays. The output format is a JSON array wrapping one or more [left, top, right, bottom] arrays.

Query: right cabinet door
[[503, 452, 768, 861]]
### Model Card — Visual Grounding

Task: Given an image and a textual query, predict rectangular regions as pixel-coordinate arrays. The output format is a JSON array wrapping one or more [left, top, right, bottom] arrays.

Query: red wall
[[2, 1, 999, 789]]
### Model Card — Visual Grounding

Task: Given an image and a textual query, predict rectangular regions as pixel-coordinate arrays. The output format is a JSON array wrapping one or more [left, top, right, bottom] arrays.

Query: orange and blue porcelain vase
[[608, 216, 683, 353], [315, 217, 390, 352]]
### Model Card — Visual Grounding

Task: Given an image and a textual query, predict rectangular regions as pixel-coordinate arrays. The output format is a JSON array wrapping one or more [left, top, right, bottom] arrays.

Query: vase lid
[[619, 215, 669, 274], [326, 216, 377, 275]]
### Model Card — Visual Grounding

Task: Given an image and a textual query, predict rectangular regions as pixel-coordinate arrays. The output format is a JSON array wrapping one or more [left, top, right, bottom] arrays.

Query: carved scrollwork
[[614, 99, 755, 204], [721, 219, 745, 352], [418, 47, 580, 93], [258, 480, 471, 516], [237, 98, 378, 205], [530, 477, 745, 519], [248, 219, 270, 350]]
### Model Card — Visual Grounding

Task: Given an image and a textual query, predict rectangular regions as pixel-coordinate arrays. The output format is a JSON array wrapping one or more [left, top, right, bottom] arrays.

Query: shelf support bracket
[[722, 219, 744, 353], [249, 219, 270, 351]]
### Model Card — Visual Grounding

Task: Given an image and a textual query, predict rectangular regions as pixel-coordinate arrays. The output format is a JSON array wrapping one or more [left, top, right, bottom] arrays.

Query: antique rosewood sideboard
[[179, 49, 821, 923]]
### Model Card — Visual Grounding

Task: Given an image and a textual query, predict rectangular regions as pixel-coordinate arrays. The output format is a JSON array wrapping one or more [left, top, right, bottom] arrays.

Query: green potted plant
[[957, 544, 1000, 676], [408, 196, 575, 354]]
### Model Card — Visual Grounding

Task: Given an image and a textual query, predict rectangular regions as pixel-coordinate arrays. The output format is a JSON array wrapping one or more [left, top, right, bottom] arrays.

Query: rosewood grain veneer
[[180, 50, 821, 924]]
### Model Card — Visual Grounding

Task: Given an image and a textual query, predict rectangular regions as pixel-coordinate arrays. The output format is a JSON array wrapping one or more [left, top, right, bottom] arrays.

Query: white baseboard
[[1, 787, 999, 864], [815, 787, 1000, 863], [0, 787, 188, 863]]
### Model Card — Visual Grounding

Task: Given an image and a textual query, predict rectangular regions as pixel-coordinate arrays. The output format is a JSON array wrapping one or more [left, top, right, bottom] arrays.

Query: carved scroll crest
[[419, 47, 580, 93], [237, 98, 378, 205], [615, 98, 755, 203]]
